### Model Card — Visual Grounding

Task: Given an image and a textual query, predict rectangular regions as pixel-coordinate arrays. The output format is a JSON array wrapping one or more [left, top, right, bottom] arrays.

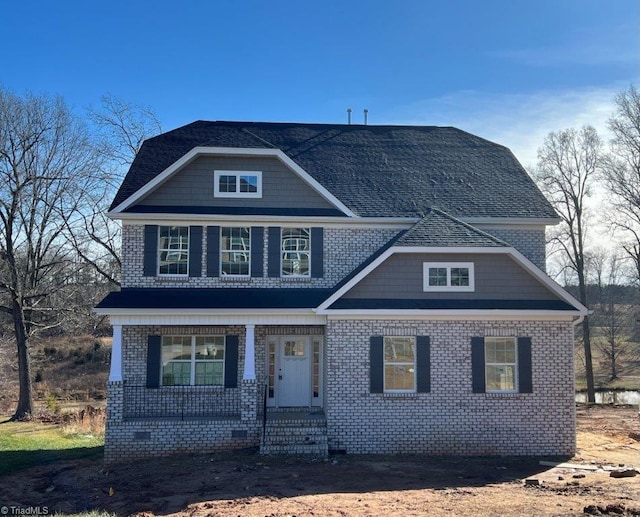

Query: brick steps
[[260, 413, 328, 456]]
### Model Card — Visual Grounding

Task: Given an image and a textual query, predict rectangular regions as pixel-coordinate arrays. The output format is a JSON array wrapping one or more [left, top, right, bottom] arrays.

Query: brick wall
[[121, 224, 399, 288], [324, 318, 575, 456]]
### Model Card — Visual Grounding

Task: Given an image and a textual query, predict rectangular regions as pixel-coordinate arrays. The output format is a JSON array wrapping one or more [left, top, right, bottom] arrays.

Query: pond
[[575, 390, 640, 405]]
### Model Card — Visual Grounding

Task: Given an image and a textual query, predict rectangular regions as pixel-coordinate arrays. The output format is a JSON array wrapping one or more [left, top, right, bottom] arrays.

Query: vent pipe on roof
[[347, 108, 352, 125], [364, 109, 368, 125]]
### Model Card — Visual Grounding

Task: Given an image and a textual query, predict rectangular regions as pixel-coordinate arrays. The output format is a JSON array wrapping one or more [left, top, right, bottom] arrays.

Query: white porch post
[[243, 324, 256, 381], [109, 324, 123, 382]]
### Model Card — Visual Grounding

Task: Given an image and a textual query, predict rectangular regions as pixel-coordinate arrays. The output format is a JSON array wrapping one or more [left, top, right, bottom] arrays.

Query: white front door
[[278, 337, 311, 407]]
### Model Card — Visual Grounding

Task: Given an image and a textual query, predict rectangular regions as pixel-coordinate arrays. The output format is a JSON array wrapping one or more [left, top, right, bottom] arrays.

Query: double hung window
[[220, 227, 250, 276], [485, 337, 517, 392], [161, 335, 225, 386], [281, 228, 310, 277], [158, 226, 189, 275], [384, 336, 416, 392]]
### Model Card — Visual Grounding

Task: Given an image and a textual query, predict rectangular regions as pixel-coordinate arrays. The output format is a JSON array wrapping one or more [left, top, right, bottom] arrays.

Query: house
[[95, 121, 588, 463]]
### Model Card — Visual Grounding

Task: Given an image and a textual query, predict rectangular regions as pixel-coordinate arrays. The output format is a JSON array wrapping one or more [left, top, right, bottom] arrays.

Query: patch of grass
[[0, 418, 103, 475]]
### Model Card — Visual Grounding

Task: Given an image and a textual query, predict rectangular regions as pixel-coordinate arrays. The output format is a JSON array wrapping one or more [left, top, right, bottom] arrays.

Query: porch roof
[[96, 288, 333, 310]]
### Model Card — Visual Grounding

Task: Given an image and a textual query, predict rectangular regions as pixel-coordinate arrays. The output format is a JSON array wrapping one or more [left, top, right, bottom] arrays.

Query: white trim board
[[110, 147, 356, 217]]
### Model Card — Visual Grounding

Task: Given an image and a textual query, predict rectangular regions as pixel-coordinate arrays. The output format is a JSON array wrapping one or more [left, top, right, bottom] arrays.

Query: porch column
[[109, 325, 123, 382], [243, 324, 256, 381]]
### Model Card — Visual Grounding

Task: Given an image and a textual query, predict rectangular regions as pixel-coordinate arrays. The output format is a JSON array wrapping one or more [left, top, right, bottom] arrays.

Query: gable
[[133, 154, 337, 214], [342, 252, 559, 301]]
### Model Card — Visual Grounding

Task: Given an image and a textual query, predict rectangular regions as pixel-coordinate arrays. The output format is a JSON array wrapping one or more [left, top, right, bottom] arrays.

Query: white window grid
[[214, 170, 262, 198], [484, 336, 518, 393], [220, 227, 251, 276], [161, 335, 225, 386], [383, 336, 416, 393], [422, 262, 474, 292], [158, 226, 189, 276]]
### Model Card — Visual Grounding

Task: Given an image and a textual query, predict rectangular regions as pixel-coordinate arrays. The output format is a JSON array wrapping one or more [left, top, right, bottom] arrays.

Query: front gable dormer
[[109, 147, 355, 218]]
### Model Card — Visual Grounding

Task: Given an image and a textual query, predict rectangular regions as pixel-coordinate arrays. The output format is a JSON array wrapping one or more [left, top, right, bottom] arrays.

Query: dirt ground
[[0, 405, 638, 517]]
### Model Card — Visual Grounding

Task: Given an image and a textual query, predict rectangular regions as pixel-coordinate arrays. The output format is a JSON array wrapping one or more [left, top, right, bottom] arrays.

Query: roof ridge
[[428, 208, 511, 247]]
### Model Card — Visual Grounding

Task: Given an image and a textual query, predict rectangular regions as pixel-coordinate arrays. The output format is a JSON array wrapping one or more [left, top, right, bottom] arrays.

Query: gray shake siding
[[137, 155, 336, 210], [324, 318, 575, 456], [344, 253, 558, 300], [121, 224, 400, 289]]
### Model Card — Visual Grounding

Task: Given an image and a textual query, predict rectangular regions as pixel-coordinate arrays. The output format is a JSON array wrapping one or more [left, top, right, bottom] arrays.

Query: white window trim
[[383, 336, 417, 394], [161, 335, 225, 386], [484, 336, 518, 394], [280, 227, 311, 278], [220, 226, 251, 278], [423, 262, 474, 292], [214, 170, 262, 198], [158, 225, 190, 277]]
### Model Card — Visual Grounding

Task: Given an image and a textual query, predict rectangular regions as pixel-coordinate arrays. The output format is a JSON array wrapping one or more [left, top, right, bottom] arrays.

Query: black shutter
[[518, 337, 533, 393], [224, 335, 239, 388], [143, 225, 158, 277], [146, 335, 162, 388], [251, 226, 264, 277], [311, 227, 324, 278], [370, 336, 384, 393], [206, 226, 220, 277], [267, 226, 281, 277], [471, 337, 486, 393], [416, 336, 431, 393], [189, 226, 202, 277]]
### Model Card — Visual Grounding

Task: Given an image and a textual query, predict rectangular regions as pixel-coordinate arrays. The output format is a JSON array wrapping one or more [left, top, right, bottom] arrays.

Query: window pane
[[239, 175, 258, 193], [162, 362, 191, 385], [195, 336, 224, 359], [162, 336, 191, 360], [282, 252, 309, 276], [428, 267, 448, 286], [451, 267, 469, 286], [384, 337, 415, 362], [486, 365, 515, 391], [219, 175, 236, 192], [284, 340, 305, 356], [384, 365, 415, 391], [195, 362, 223, 385], [282, 229, 310, 250]]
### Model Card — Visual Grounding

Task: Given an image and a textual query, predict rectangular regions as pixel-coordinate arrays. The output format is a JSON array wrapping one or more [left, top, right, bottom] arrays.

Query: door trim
[[266, 335, 323, 408]]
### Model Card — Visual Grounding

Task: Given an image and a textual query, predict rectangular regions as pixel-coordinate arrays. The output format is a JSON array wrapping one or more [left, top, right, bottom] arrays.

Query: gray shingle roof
[[396, 209, 509, 247], [111, 121, 557, 219]]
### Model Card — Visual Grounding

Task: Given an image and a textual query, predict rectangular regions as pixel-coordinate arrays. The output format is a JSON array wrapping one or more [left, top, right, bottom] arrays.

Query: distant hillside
[[0, 335, 110, 415]]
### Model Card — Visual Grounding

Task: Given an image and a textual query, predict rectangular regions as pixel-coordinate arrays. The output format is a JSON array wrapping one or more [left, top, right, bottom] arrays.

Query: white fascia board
[[461, 216, 561, 226], [316, 245, 589, 315], [505, 249, 589, 314], [108, 313, 327, 326], [115, 213, 415, 229], [321, 310, 579, 321], [109, 146, 356, 217]]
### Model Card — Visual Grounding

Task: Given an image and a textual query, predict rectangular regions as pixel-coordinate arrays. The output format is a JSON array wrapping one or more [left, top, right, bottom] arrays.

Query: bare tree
[[0, 88, 100, 419], [601, 85, 640, 286], [64, 95, 163, 287], [588, 250, 635, 381], [536, 125, 601, 403]]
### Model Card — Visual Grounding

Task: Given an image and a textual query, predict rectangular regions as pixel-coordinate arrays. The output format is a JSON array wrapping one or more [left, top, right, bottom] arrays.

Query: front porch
[[104, 321, 327, 462]]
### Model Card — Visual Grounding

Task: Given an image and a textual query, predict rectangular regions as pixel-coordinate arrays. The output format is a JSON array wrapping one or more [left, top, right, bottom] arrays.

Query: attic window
[[423, 262, 474, 292], [214, 170, 262, 198]]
